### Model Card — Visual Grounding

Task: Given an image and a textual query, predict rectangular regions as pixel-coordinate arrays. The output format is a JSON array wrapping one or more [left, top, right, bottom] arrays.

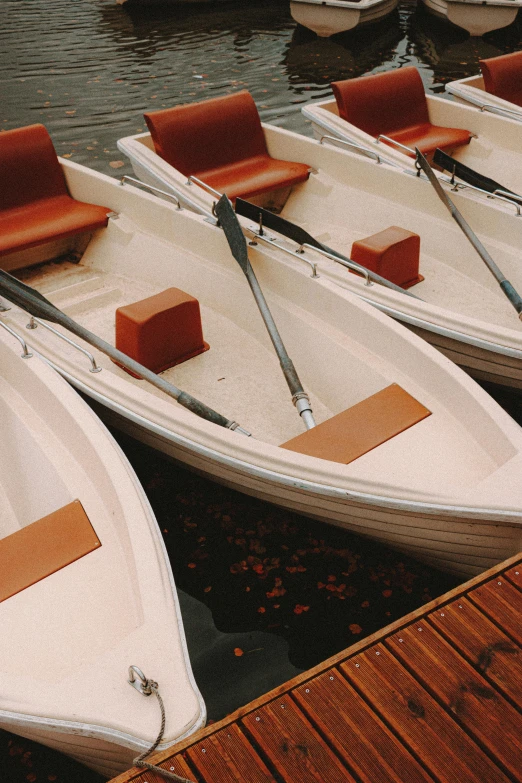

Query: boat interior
[[1, 123, 521, 512], [126, 91, 522, 344], [0, 334, 203, 747]]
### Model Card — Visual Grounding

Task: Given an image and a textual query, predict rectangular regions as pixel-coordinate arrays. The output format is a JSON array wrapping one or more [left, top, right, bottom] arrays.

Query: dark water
[[2, 1, 522, 781]]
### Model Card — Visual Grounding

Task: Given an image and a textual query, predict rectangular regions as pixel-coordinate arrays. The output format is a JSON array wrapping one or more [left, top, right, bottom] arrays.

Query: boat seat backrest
[[480, 52, 522, 107], [331, 67, 430, 138], [0, 124, 111, 258], [144, 91, 311, 202], [0, 124, 69, 211], [330, 67, 473, 158], [144, 91, 269, 178]]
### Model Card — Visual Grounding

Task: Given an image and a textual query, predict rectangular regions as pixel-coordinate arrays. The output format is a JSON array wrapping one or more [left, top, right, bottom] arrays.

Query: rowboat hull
[[0, 331, 205, 777], [118, 123, 522, 391], [302, 92, 522, 199], [446, 73, 522, 122], [289, 0, 398, 37], [2, 157, 522, 580], [421, 0, 521, 35]]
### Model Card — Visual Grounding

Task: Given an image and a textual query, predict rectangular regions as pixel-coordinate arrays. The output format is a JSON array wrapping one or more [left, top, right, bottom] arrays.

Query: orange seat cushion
[[0, 500, 101, 603], [331, 67, 473, 157], [144, 91, 310, 201], [280, 384, 431, 464], [115, 287, 209, 376], [480, 51, 522, 108], [0, 124, 110, 257]]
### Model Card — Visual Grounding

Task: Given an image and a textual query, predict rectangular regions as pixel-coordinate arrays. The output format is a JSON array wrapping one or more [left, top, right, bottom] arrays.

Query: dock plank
[[428, 597, 522, 705], [293, 668, 434, 783], [109, 553, 522, 783], [185, 723, 274, 783], [242, 695, 354, 782], [469, 578, 522, 646], [340, 643, 511, 783], [387, 622, 522, 780]]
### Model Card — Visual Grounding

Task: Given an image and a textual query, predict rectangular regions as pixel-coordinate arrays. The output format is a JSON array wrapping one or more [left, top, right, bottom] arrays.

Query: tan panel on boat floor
[[280, 384, 431, 464], [0, 500, 101, 603]]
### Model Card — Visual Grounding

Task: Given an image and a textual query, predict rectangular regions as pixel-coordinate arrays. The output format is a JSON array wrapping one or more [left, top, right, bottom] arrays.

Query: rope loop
[[128, 666, 195, 783]]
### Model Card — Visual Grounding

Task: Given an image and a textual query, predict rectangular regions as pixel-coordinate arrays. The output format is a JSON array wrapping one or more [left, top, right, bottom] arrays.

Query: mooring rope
[[128, 666, 195, 783]]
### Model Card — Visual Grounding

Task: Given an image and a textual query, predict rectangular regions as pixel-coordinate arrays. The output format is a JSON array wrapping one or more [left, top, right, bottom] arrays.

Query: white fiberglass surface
[[11, 232, 512, 502]]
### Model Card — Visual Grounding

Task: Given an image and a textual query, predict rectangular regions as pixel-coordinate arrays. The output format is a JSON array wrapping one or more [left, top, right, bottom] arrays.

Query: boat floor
[[16, 261, 333, 446], [283, 211, 518, 334], [13, 258, 509, 500]]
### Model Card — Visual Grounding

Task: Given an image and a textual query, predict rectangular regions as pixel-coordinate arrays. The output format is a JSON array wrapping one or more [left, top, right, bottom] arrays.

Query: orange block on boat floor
[[280, 384, 431, 464], [115, 287, 209, 375], [351, 226, 424, 289], [0, 500, 101, 603]]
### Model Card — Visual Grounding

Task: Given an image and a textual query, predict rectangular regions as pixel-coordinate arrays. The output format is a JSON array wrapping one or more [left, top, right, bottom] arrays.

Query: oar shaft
[[246, 268, 316, 429], [416, 150, 522, 320], [442, 188, 522, 317], [0, 271, 249, 433]]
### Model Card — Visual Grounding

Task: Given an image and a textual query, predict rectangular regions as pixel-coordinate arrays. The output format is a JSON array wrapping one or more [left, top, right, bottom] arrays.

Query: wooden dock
[[110, 553, 522, 783]]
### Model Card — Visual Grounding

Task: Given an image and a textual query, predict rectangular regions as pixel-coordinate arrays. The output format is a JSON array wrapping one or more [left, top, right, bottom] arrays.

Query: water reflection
[[408, 4, 521, 86], [284, 13, 403, 89]]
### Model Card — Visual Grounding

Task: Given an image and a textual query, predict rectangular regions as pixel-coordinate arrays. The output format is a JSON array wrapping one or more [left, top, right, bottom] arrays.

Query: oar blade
[[235, 198, 322, 250], [433, 148, 520, 198], [0, 269, 62, 325], [214, 194, 251, 274]]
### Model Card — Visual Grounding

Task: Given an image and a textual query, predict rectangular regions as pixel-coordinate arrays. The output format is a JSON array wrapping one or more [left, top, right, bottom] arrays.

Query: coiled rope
[[128, 666, 194, 783]]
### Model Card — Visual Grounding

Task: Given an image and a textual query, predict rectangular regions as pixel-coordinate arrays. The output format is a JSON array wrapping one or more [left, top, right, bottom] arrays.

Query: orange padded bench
[[281, 384, 431, 464], [115, 287, 209, 376], [0, 500, 101, 603], [331, 68, 473, 158], [0, 124, 111, 258], [144, 91, 311, 202], [351, 226, 424, 290], [480, 51, 522, 108]]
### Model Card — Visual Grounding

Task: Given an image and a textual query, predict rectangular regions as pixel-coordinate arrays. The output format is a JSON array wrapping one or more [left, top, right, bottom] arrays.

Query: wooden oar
[[0, 269, 251, 435], [235, 198, 421, 300], [415, 148, 522, 321], [214, 194, 316, 430]]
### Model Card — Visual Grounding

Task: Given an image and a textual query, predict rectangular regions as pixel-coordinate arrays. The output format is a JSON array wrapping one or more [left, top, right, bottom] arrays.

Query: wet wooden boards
[[109, 554, 522, 783]]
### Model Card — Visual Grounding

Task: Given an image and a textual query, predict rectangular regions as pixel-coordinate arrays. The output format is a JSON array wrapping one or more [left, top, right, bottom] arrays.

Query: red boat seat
[[0, 124, 111, 258], [480, 51, 522, 108], [331, 68, 473, 158], [144, 91, 311, 201]]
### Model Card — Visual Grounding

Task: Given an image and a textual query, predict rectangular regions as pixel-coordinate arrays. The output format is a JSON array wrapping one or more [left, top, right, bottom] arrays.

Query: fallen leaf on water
[[382, 589, 392, 598], [349, 623, 362, 634], [187, 562, 196, 569], [257, 606, 266, 614], [109, 160, 124, 169], [234, 647, 244, 657]]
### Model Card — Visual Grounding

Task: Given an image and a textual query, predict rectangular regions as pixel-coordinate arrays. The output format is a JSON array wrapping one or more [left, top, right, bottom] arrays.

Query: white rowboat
[[289, 0, 398, 38], [420, 0, 522, 36], [0, 327, 205, 778]]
